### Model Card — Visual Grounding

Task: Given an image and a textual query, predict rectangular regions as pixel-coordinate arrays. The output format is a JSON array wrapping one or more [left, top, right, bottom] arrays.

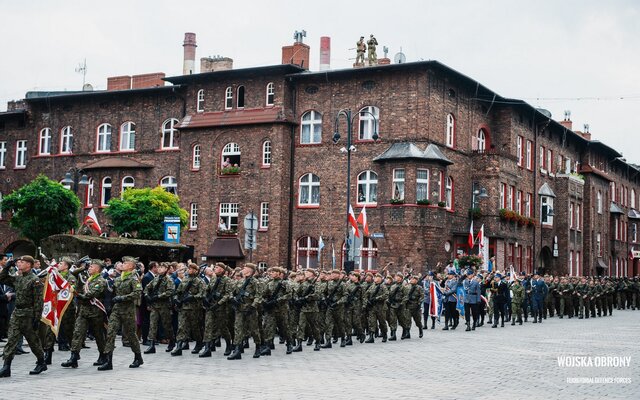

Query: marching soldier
[[261, 267, 293, 355], [442, 271, 459, 330], [227, 263, 263, 360], [405, 275, 425, 337], [530, 273, 547, 324], [322, 269, 347, 348], [171, 263, 206, 356], [387, 272, 408, 340], [544, 276, 555, 318], [575, 277, 590, 319], [143, 262, 176, 354], [292, 269, 321, 352], [364, 273, 388, 343], [200, 263, 234, 357], [56, 257, 77, 351], [344, 271, 364, 345], [510, 276, 525, 325], [603, 278, 615, 316], [558, 277, 574, 318]]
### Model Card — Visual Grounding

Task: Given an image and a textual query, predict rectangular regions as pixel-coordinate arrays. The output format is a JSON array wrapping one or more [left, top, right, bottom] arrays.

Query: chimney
[[200, 56, 234, 73], [281, 30, 310, 70], [559, 110, 573, 130], [183, 32, 197, 75], [319, 36, 330, 71], [107, 75, 132, 91], [131, 72, 165, 89]]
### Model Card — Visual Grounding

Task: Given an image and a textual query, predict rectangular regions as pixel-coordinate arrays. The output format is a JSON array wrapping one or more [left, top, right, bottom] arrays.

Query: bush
[[437, 201, 446, 207], [417, 199, 431, 205]]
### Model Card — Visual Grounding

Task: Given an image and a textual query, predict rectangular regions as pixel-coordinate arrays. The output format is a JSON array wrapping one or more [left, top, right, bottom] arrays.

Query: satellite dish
[[83, 83, 93, 91], [394, 51, 406, 64]]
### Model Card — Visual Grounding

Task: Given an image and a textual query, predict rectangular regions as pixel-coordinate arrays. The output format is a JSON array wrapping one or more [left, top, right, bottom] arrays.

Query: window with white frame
[[416, 169, 429, 202], [517, 136, 523, 166], [359, 237, 379, 270], [358, 106, 379, 140], [357, 170, 378, 204], [445, 176, 453, 209], [445, 113, 455, 148], [526, 140, 533, 170], [160, 176, 177, 195], [0, 141, 6, 169], [15, 140, 27, 168], [266, 82, 274, 106], [121, 176, 134, 197], [569, 251, 573, 276], [192, 144, 201, 170], [260, 202, 269, 229], [39, 128, 51, 155], [225, 87, 233, 109], [101, 177, 112, 206], [576, 204, 581, 230], [119, 122, 136, 151], [633, 223, 637, 243], [236, 85, 245, 108], [632, 189, 637, 209], [298, 173, 320, 206], [516, 190, 523, 214], [539, 145, 546, 170], [161, 118, 179, 149], [546, 148, 553, 172], [525, 193, 532, 217], [85, 178, 94, 208], [507, 185, 514, 210], [219, 203, 239, 231], [60, 126, 73, 154], [296, 236, 319, 269], [392, 169, 405, 201], [262, 140, 272, 166], [597, 191, 602, 214], [610, 182, 616, 203], [569, 202, 575, 229], [475, 128, 486, 152], [97, 123, 112, 152], [197, 89, 204, 112], [300, 110, 322, 144], [437, 171, 444, 202], [614, 218, 620, 240], [189, 203, 198, 229], [541, 196, 554, 225], [596, 232, 601, 255], [499, 183, 506, 208], [575, 251, 580, 276], [221, 142, 240, 169]]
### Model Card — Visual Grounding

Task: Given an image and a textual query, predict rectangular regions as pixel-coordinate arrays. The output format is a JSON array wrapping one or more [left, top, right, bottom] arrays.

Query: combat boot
[[511, 319, 516, 326], [269, 339, 275, 350], [243, 339, 250, 349], [472, 321, 476, 331], [0, 358, 11, 378], [166, 340, 175, 352], [359, 333, 366, 343], [404, 330, 411, 339], [143, 342, 156, 354], [259, 343, 271, 356], [171, 341, 183, 356], [381, 333, 388, 343], [227, 345, 242, 360], [292, 340, 303, 352], [223, 339, 233, 356], [29, 358, 47, 375], [97, 352, 113, 371], [58, 341, 70, 352], [253, 344, 261, 358], [306, 337, 313, 346], [314, 340, 321, 351], [129, 353, 143, 368], [61, 351, 79, 368], [93, 352, 106, 366], [419, 327, 424, 338], [345, 336, 353, 346], [340, 337, 346, 347], [365, 333, 375, 343], [390, 329, 398, 340], [321, 339, 332, 349], [286, 341, 293, 354], [198, 342, 212, 358], [44, 349, 53, 365], [191, 342, 203, 354], [465, 323, 471, 332], [181, 341, 190, 350]]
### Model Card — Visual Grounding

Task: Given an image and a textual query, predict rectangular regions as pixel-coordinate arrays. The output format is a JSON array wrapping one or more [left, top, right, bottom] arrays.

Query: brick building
[[1, 35, 639, 276]]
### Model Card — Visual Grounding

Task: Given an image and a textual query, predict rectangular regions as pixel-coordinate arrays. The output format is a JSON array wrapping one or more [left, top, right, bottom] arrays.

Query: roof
[[80, 157, 154, 170], [0, 109, 26, 120], [373, 142, 453, 165], [610, 202, 625, 215], [46, 234, 189, 248], [164, 64, 305, 85], [628, 209, 640, 219], [204, 238, 245, 259], [589, 140, 622, 158], [538, 182, 556, 198], [24, 86, 179, 103], [178, 107, 292, 129]]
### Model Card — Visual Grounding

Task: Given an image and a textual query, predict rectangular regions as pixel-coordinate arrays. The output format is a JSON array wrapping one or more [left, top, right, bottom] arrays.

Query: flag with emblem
[[84, 208, 102, 235], [428, 281, 444, 319], [41, 266, 75, 337]]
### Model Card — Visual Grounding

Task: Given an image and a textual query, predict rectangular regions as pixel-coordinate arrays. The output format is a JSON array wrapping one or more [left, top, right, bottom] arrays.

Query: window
[[359, 237, 379, 270], [564, 157, 572, 174], [236, 85, 245, 108], [517, 136, 523, 166], [192, 144, 201, 170], [516, 190, 523, 214], [445, 176, 453, 209], [300, 110, 322, 144], [576, 204, 581, 230], [260, 202, 269, 230], [547, 148, 553, 172], [541, 196, 554, 225], [416, 169, 429, 202], [526, 246, 532, 274], [597, 191, 602, 214], [596, 233, 601, 256], [632, 189, 637, 209], [575, 252, 581, 276], [97, 123, 112, 152], [298, 173, 320, 206], [475, 128, 486, 152], [189, 203, 198, 229], [539, 145, 546, 170], [614, 218, 620, 241], [161, 118, 179, 149], [569, 202, 575, 229], [85, 178, 94, 208], [60, 126, 73, 154], [266, 82, 274, 106], [610, 182, 616, 203], [526, 140, 533, 170], [15, 140, 27, 168], [569, 251, 574, 276], [101, 177, 112, 207], [296, 236, 319, 269], [225, 87, 233, 109], [445, 113, 455, 148], [196, 89, 204, 112], [39, 128, 51, 155], [221, 142, 241, 169], [160, 176, 177, 195], [358, 106, 379, 140], [262, 140, 272, 166], [119, 122, 136, 151], [357, 170, 378, 205], [507, 186, 514, 210], [633, 223, 637, 243], [392, 169, 405, 201], [219, 203, 239, 231], [499, 183, 506, 208], [0, 141, 6, 169], [525, 193, 532, 217], [121, 176, 134, 198], [437, 171, 444, 202]]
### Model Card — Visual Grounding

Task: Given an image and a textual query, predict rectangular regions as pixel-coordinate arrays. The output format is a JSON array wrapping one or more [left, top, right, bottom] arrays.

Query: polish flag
[[468, 220, 474, 249], [357, 204, 370, 237], [348, 204, 360, 238], [84, 208, 102, 235], [476, 224, 485, 249]]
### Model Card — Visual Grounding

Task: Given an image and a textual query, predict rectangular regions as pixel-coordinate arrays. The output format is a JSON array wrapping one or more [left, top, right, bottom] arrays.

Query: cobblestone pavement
[[1, 310, 638, 399]]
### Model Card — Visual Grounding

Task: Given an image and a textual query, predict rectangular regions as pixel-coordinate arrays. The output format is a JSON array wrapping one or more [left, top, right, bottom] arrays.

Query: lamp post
[[469, 181, 488, 254], [538, 206, 554, 273], [333, 109, 378, 270], [61, 168, 89, 195]]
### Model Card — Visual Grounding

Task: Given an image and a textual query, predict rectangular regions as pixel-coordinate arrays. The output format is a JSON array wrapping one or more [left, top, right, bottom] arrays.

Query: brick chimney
[[200, 56, 233, 73], [282, 30, 309, 70], [107, 75, 132, 91], [559, 110, 573, 130], [183, 32, 197, 75]]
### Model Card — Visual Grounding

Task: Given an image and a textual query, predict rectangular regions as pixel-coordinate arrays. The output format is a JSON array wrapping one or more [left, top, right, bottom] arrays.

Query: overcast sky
[[2, 0, 639, 162]]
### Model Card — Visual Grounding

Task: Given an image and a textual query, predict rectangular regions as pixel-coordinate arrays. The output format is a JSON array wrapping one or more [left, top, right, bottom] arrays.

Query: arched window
[[196, 89, 204, 112], [192, 144, 201, 170], [299, 173, 320, 206], [101, 177, 112, 207], [161, 118, 179, 149], [39, 128, 51, 155], [121, 176, 134, 198], [446, 113, 455, 148], [119, 122, 136, 151], [60, 126, 73, 154], [300, 110, 322, 144], [85, 178, 94, 208], [225, 87, 233, 109], [357, 170, 378, 205], [262, 140, 272, 166], [296, 236, 319, 269], [221, 142, 241, 170], [475, 128, 487, 152], [161, 176, 177, 195], [97, 123, 112, 152], [266, 82, 275, 106], [358, 106, 379, 140], [445, 176, 454, 209], [236, 85, 245, 108]]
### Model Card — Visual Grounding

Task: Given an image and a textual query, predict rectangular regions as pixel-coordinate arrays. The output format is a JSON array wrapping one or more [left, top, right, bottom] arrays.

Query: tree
[[0, 174, 81, 246], [104, 186, 188, 240]]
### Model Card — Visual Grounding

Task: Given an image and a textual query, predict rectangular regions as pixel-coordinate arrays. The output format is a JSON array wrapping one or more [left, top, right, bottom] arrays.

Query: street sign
[[163, 222, 181, 243], [371, 232, 384, 239], [164, 216, 181, 223], [244, 213, 258, 230], [244, 212, 258, 251]]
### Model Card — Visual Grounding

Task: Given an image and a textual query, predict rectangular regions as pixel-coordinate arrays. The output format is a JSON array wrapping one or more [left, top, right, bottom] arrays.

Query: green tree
[[0, 174, 81, 245], [104, 186, 188, 240]]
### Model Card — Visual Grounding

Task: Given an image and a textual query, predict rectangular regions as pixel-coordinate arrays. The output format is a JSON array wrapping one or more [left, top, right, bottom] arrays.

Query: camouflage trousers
[[105, 305, 140, 354], [604, 295, 614, 316], [387, 306, 409, 330], [262, 305, 290, 342], [511, 301, 523, 322], [544, 296, 554, 317], [324, 305, 346, 339], [148, 304, 174, 342], [559, 296, 573, 317], [71, 307, 106, 353], [203, 305, 232, 343], [234, 308, 261, 345], [288, 306, 299, 340], [176, 308, 203, 342], [578, 297, 591, 317], [406, 306, 422, 329], [367, 303, 388, 335], [296, 311, 320, 341], [344, 305, 362, 337], [3, 312, 44, 361]]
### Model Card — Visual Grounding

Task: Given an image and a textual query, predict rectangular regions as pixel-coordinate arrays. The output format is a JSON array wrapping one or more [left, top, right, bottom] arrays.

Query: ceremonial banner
[[429, 281, 444, 319], [41, 267, 74, 337], [456, 284, 465, 316]]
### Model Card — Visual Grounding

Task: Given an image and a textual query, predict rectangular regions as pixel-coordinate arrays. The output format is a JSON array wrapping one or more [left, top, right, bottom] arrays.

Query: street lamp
[[538, 206, 554, 273], [471, 181, 489, 210], [333, 108, 378, 271], [61, 168, 89, 195]]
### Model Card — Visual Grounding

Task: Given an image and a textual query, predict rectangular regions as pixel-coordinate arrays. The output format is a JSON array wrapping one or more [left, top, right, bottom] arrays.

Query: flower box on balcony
[[390, 198, 405, 205], [417, 199, 431, 206], [221, 165, 241, 175], [217, 229, 238, 236]]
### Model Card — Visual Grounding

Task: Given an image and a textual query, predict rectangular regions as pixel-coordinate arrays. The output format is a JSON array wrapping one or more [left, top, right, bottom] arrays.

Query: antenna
[[293, 30, 307, 43], [383, 46, 389, 58], [394, 47, 406, 64], [75, 58, 87, 88]]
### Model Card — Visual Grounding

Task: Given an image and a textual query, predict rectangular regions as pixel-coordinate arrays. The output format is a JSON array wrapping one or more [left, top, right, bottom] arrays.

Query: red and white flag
[[84, 208, 102, 235], [476, 224, 485, 249], [41, 267, 74, 337], [357, 204, 370, 237], [468, 220, 475, 249], [348, 204, 360, 238]]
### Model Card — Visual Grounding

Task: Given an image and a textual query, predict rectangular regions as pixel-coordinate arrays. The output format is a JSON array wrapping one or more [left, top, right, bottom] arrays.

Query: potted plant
[[221, 165, 241, 175], [437, 201, 446, 208], [390, 198, 405, 205], [527, 217, 537, 227], [417, 199, 431, 206], [468, 207, 481, 219], [217, 228, 238, 236], [516, 214, 527, 226]]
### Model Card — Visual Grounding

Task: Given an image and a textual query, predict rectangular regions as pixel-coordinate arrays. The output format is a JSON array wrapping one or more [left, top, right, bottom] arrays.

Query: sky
[[2, 0, 639, 162]]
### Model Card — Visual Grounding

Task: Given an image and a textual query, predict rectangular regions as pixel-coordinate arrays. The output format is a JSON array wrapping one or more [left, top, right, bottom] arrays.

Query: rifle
[[263, 280, 284, 311], [231, 276, 253, 311], [174, 277, 195, 309], [365, 283, 382, 311], [387, 284, 402, 307], [296, 273, 320, 308], [345, 284, 361, 308], [205, 275, 224, 309], [324, 279, 343, 308], [146, 273, 168, 304]]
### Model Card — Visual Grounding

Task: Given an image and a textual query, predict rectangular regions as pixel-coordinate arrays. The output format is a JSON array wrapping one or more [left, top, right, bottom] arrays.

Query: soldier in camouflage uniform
[[143, 262, 175, 354], [321, 269, 347, 348], [261, 267, 293, 355], [544, 276, 556, 318], [575, 277, 590, 319], [387, 272, 408, 340], [56, 257, 77, 351], [0, 256, 47, 377], [200, 263, 234, 357], [315, 271, 329, 345], [404, 275, 425, 337], [288, 272, 302, 347], [227, 263, 263, 360], [510, 276, 525, 325], [98, 256, 143, 371], [364, 273, 388, 343], [603, 278, 615, 316], [344, 271, 364, 345], [171, 263, 205, 356], [361, 272, 374, 334], [558, 277, 574, 318], [292, 269, 321, 352]]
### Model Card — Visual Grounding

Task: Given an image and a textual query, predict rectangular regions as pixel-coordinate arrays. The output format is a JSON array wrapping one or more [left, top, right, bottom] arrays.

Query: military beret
[[60, 256, 75, 265], [476, 274, 484, 280], [214, 262, 227, 269], [395, 272, 404, 278], [244, 263, 257, 271], [365, 272, 373, 277], [225, 266, 233, 274], [331, 269, 341, 274], [375, 273, 383, 279], [19, 255, 35, 264], [410, 275, 420, 281], [447, 270, 456, 275], [350, 271, 361, 278], [91, 259, 105, 268], [122, 256, 139, 263]]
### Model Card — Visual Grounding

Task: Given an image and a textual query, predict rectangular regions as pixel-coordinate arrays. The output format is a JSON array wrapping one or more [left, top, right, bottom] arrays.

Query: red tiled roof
[[80, 157, 154, 170], [179, 107, 292, 129]]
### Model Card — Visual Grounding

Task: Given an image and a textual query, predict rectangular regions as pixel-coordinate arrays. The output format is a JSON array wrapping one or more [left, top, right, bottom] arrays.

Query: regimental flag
[[509, 265, 517, 283], [348, 204, 360, 238], [476, 224, 485, 252], [428, 281, 444, 319], [41, 266, 74, 337], [468, 220, 475, 249], [357, 204, 370, 237], [456, 284, 466, 316], [84, 208, 102, 235]]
